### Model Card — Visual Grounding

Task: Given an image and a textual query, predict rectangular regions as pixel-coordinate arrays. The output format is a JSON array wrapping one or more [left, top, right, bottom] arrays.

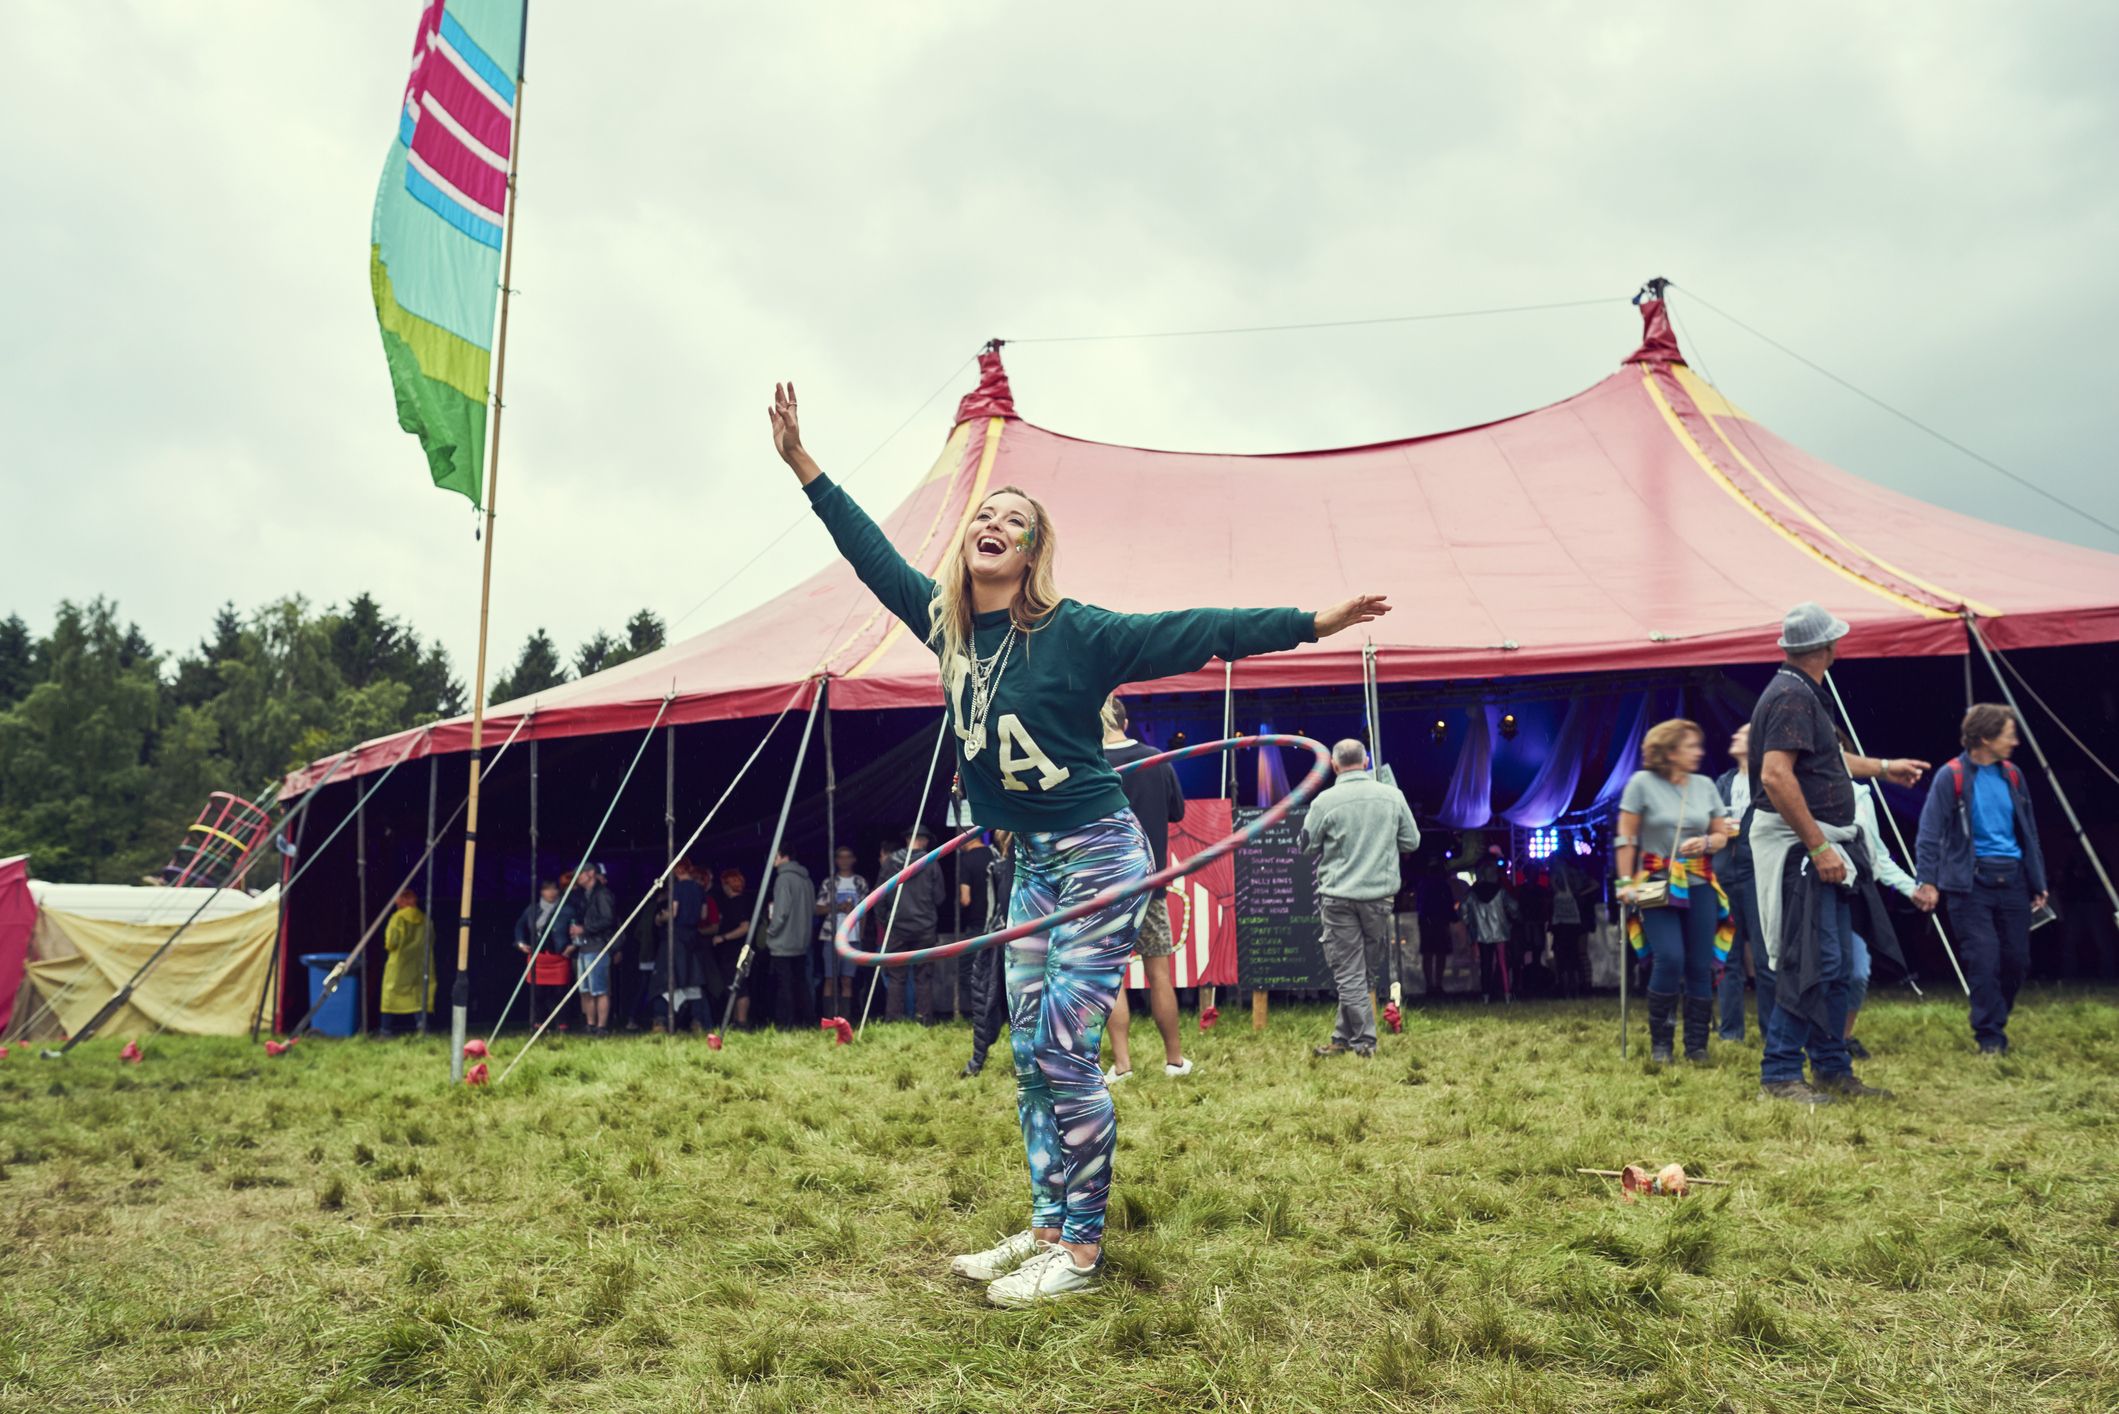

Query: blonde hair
[[1641, 718, 1702, 775], [927, 485, 1061, 672]]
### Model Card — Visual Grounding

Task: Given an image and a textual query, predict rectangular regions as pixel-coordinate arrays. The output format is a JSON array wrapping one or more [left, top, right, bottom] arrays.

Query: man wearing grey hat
[[1746, 603, 1928, 1104]]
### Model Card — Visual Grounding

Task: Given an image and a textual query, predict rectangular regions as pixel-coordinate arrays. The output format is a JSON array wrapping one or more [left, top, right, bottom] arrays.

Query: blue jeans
[[1761, 888, 1853, 1084], [1640, 900, 1718, 999], [1949, 857, 2032, 1049], [1846, 931, 1871, 1017]]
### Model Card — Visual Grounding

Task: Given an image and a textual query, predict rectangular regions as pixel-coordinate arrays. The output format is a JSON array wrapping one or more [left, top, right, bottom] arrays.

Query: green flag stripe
[[379, 322, 487, 503]]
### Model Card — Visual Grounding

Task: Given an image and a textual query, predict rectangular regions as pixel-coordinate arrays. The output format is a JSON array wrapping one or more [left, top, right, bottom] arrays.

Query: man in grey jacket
[[761, 849, 815, 1030], [1300, 740, 1421, 1057]]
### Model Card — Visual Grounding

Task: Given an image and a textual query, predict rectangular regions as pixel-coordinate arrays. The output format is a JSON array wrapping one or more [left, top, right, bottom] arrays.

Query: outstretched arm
[[1079, 595, 1392, 690], [772, 382, 936, 634]]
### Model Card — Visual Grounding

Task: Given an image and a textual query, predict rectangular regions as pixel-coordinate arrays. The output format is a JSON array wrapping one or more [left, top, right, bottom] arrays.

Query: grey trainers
[[1759, 1080, 1835, 1105], [985, 1243, 1103, 1307], [950, 1229, 1041, 1282]]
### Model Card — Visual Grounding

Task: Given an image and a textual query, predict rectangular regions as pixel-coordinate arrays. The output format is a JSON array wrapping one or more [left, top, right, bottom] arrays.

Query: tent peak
[[1624, 278, 1686, 367], [954, 344, 1017, 424]]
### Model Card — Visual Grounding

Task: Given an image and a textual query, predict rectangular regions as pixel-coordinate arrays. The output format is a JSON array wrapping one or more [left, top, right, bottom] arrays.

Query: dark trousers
[[1717, 866, 1765, 1037], [1475, 940, 1507, 1000], [1640, 901, 1718, 999], [1761, 889, 1851, 1084], [964, 944, 1008, 1069], [763, 954, 813, 1030], [379, 1010, 424, 1036], [882, 930, 936, 1020], [1949, 857, 2033, 1049]]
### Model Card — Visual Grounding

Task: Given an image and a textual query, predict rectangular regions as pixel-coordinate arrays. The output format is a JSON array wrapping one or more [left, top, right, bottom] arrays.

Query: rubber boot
[[1683, 996, 1712, 1062], [1647, 991, 1678, 1064]]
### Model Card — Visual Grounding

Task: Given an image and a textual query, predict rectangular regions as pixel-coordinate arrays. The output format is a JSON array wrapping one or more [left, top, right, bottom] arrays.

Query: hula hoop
[[836, 733, 1331, 969]]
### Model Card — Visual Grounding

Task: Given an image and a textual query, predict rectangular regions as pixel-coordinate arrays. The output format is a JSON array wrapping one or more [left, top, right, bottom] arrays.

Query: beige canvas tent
[[6, 880, 280, 1041]]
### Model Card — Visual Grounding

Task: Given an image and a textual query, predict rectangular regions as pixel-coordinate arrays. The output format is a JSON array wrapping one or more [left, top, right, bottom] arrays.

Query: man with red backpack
[[1914, 704, 2048, 1055]]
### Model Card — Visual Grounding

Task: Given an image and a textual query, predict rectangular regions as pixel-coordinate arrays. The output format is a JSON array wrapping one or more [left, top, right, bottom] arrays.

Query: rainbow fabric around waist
[[1626, 854, 1734, 963]]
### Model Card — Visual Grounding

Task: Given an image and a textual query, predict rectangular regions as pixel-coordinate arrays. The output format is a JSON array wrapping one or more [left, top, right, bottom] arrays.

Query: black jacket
[[1105, 739, 1186, 870]]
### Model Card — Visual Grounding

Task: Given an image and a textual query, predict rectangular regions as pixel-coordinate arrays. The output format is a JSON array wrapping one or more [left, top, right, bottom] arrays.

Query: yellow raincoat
[[381, 904, 435, 1014]]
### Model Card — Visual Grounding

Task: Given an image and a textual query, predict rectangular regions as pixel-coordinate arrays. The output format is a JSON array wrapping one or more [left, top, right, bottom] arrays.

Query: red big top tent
[[284, 298, 2119, 795]]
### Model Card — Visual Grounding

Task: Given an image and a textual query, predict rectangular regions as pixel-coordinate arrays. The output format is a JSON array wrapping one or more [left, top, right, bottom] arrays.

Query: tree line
[[0, 597, 667, 884]]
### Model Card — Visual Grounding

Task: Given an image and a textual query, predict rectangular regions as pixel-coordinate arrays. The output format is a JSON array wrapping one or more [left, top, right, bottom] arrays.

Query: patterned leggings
[[1005, 809, 1152, 1246]]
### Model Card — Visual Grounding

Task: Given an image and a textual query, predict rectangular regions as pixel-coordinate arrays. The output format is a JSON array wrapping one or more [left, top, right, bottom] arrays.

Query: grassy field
[[3, 989, 2116, 1413]]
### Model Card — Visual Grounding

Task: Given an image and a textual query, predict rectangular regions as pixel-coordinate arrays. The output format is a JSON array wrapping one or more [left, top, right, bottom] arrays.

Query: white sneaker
[[950, 1229, 1041, 1282], [985, 1243, 1103, 1307], [1164, 1057, 1194, 1078], [1103, 1068, 1133, 1085]]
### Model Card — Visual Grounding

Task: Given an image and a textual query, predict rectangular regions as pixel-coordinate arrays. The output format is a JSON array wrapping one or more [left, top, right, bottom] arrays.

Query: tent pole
[[450, 48, 528, 1084], [1824, 670, 1971, 995], [357, 790, 369, 1037], [528, 736, 539, 1026], [420, 756, 437, 1034], [821, 677, 837, 1019], [719, 682, 826, 1035], [1967, 618, 2119, 930], [858, 712, 952, 1036], [665, 724, 676, 1037], [1220, 660, 1234, 799], [252, 811, 298, 1041]]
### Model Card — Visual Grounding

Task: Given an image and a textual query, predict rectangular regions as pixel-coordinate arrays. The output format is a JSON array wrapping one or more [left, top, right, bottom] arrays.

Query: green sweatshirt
[[806, 475, 1315, 833]]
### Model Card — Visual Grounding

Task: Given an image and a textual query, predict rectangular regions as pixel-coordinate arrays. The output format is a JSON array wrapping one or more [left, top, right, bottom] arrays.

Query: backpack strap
[[1948, 758, 1966, 798]]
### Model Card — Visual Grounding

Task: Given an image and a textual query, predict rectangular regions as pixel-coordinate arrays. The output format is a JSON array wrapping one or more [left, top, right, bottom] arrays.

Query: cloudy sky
[[5, 3, 2115, 687]]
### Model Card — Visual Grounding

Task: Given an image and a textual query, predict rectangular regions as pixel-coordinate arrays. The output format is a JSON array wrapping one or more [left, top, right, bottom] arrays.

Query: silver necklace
[[960, 624, 1017, 759]]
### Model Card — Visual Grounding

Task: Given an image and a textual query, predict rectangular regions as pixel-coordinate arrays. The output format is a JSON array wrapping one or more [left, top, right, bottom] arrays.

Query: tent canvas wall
[[8, 882, 281, 1041]]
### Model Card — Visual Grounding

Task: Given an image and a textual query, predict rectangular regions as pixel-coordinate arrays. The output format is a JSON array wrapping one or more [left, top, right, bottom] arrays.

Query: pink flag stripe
[[420, 49, 512, 159], [405, 145, 505, 229], [410, 109, 508, 217], [420, 91, 508, 172]]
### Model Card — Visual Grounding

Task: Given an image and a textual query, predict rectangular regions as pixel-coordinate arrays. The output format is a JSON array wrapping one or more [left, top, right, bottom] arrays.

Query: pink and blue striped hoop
[[836, 733, 1332, 969]]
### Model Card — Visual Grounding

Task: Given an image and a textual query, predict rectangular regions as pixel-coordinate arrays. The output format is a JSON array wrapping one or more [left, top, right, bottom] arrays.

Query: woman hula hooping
[[771, 382, 1389, 1307]]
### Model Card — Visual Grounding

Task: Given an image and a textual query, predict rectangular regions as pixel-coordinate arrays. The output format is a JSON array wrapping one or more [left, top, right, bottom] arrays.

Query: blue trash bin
[[299, 952, 361, 1037]]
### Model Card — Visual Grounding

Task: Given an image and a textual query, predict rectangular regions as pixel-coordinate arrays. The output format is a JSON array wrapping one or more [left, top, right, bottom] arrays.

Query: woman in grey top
[[1616, 718, 1735, 1063]]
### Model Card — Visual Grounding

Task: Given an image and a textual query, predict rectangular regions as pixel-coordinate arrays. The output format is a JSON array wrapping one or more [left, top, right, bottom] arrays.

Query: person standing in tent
[[1914, 704, 2047, 1056], [1100, 694, 1196, 1081], [1748, 603, 1927, 1104], [772, 381, 1387, 1306], [813, 846, 867, 1019], [1615, 719, 1735, 1064], [881, 827, 952, 1023], [515, 878, 569, 1029], [761, 845, 815, 1029], [380, 886, 434, 1036], [1713, 724, 1770, 1042], [1413, 863, 1459, 997], [1464, 866, 1518, 1004], [567, 864, 618, 1037]]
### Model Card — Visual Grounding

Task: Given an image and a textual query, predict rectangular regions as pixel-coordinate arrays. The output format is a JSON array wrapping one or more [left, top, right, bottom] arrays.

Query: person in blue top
[[1914, 704, 2048, 1055], [771, 382, 1387, 1306]]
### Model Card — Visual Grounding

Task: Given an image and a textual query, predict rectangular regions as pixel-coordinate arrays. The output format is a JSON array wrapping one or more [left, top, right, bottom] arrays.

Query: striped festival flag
[[369, 0, 525, 505]]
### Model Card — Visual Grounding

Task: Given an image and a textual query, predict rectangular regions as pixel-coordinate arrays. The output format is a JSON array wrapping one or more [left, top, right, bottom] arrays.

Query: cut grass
[[1, 988, 2116, 1411]]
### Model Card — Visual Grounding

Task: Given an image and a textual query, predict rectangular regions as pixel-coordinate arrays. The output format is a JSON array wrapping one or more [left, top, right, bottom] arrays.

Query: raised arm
[[772, 383, 936, 635]]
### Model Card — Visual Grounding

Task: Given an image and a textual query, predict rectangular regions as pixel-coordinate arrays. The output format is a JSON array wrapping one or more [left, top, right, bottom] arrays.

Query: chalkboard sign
[[1233, 807, 1326, 989]]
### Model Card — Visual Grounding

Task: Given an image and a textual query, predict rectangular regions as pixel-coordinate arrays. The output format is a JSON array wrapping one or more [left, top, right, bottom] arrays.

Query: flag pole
[[450, 37, 527, 1084]]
